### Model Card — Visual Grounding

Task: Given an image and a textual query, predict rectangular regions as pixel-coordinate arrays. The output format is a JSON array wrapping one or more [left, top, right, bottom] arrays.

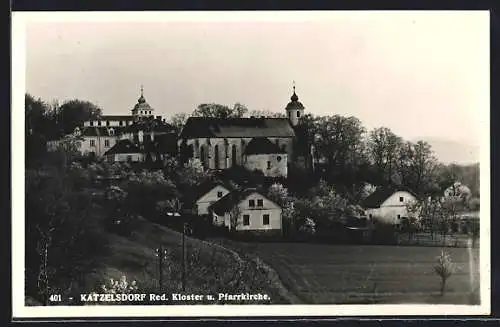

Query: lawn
[[218, 241, 481, 304]]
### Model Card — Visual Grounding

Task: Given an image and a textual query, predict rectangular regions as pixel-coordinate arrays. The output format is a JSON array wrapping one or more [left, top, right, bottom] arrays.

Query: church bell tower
[[285, 81, 305, 126]]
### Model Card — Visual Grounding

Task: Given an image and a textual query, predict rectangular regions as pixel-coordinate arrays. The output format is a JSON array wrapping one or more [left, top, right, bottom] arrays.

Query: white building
[[362, 186, 418, 226], [209, 188, 283, 235], [191, 182, 232, 216]]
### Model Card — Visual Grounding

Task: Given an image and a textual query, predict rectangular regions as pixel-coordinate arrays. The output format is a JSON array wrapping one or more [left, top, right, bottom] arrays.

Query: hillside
[[414, 137, 480, 165]]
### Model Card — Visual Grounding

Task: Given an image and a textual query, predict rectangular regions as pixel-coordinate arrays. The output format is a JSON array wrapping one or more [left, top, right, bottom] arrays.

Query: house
[[104, 139, 143, 162], [243, 137, 288, 178], [184, 181, 233, 216], [208, 188, 283, 235], [361, 186, 418, 226], [177, 85, 313, 176]]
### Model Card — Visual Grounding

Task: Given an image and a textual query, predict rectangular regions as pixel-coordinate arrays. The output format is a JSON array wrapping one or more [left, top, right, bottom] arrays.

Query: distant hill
[[413, 137, 480, 165]]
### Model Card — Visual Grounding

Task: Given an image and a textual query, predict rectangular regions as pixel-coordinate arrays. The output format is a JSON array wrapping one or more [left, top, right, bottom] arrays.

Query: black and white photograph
[[12, 11, 490, 318]]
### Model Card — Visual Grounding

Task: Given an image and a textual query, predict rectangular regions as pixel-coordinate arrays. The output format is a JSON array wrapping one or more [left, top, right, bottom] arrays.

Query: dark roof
[[142, 134, 178, 155], [80, 127, 126, 137], [180, 117, 296, 139], [98, 115, 134, 121], [209, 188, 270, 216], [244, 137, 286, 155], [361, 186, 418, 209], [104, 139, 141, 155], [123, 117, 176, 134]]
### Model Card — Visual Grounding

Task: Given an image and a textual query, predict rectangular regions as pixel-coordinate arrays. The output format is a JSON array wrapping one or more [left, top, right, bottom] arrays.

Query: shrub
[[434, 249, 456, 295]]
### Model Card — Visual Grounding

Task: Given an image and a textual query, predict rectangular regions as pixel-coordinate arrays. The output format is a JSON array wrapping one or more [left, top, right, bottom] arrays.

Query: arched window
[[200, 146, 207, 169], [214, 144, 220, 169], [231, 144, 237, 167], [297, 110, 301, 118]]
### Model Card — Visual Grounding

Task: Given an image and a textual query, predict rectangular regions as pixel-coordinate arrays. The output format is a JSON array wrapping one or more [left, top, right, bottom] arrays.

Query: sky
[[22, 11, 488, 147]]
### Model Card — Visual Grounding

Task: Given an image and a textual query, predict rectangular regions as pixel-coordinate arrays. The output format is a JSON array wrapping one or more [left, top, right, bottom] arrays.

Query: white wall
[[244, 153, 287, 177], [366, 191, 417, 225], [196, 185, 231, 216], [107, 153, 144, 163], [84, 119, 132, 127], [80, 136, 119, 157], [182, 136, 294, 170], [224, 192, 282, 232]]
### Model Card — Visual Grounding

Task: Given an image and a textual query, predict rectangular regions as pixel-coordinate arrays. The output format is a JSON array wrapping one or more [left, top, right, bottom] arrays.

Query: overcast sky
[[23, 11, 488, 147]]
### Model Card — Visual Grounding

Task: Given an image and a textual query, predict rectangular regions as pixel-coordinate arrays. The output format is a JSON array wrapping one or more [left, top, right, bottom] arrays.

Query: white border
[[12, 11, 491, 318]]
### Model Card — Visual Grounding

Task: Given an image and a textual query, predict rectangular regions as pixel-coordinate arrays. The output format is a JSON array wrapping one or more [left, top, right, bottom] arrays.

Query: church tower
[[285, 81, 305, 126], [131, 85, 154, 120]]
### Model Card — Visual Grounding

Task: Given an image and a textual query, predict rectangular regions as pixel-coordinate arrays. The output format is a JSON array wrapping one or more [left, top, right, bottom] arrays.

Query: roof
[[142, 134, 178, 155], [244, 137, 286, 155], [97, 115, 134, 121], [179, 117, 296, 139], [123, 117, 176, 134], [361, 186, 418, 209], [182, 180, 234, 209], [285, 91, 305, 111], [104, 139, 141, 155], [80, 127, 126, 137], [209, 188, 271, 216]]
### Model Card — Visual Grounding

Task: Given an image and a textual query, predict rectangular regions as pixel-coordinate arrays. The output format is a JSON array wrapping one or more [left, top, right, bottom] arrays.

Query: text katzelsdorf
[[79, 292, 271, 303]]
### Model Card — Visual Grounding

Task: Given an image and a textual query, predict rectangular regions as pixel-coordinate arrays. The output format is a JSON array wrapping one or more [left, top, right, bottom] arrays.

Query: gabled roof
[[361, 186, 417, 209], [244, 137, 286, 155], [98, 115, 134, 121], [104, 139, 141, 155], [182, 180, 234, 209], [180, 117, 296, 139], [81, 127, 126, 137], [123, 117, 176, 134], [208, 188, 274, 216]]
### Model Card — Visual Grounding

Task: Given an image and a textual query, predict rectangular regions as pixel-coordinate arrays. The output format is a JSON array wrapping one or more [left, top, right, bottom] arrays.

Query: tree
[[368, 127, 403, 185], [56, 99, 102, 134], [192, 103, 248, 119], [169, 113, 189, 134], [228, 204, 241, 232], [247, 109, 286, 118], [267, 183, 289, 207], [397, 140, 438, 196]]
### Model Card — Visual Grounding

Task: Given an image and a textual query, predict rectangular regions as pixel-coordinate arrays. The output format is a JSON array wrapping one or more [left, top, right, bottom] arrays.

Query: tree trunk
[[440, 277, 446, 296]]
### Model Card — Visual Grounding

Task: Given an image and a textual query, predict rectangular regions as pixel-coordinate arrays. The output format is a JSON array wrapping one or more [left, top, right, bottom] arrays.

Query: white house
[[362, 186, 418, 226], [104, 139, 144, 163], [192, 183, 232, 216], [209, 188, 283, 235]]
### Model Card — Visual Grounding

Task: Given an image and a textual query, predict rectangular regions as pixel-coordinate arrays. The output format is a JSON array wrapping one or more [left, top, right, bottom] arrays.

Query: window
[[106, 121, 110, 126], [243, 215, 250, 226], [90, 140, 95, 147], [263, 214, 270, 225], [89, 121, 94, 126], [149, 111, 152, 114], [277, 156, 282, 162], [267, 161, 271, 169], [109, 129, 115, 136], [369, 214, 372, 218], [257, 199, 263, 207], [397, 214, 401, 219], [98, 121, 101, 126], [104, 140, 110, 147], [249, 199, 255, 207], [127, 155, 132, 162], [297, 110, 301, 118], [217, 191, 223, 198], [119, 121, 123, 126], [399, 196, 404, 202]]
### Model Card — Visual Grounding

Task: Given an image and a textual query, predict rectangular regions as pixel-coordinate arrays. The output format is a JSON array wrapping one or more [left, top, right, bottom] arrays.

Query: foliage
[[247, 109, 286, 118], [168, 112, 189, 134], [267, 183, 289, 207], [192, 103, 248, 119], [368, 127, 403, 185], [434, 250, 456, 295], [298, 217, 317, 236], [100, 275, 139, 294]]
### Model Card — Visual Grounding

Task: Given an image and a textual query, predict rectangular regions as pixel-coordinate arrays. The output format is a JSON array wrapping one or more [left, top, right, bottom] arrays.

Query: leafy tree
[[192, 103, 248, 119], [368, 127, 403, 185], [169, 112, 189, 134], [56, 99, 102, 134], [267, 183, 289, 207], [247, 109, 286, 118]]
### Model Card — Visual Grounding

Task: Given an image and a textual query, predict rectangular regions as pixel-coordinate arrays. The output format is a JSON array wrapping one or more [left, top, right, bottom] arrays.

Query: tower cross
[[140, 84, 144, 97], [292, 80, 296, 93]]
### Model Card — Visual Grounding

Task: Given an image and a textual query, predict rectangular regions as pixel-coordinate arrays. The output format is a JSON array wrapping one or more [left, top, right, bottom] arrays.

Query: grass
[[215, 241, 481, 304], [57, 216, 290, 305]]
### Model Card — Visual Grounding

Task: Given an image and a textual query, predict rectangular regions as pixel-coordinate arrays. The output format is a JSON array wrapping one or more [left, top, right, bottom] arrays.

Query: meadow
[[222, 241, 481, 304]]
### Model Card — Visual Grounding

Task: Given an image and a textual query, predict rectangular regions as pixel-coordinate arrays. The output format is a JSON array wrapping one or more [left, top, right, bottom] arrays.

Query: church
[[178, 85, 313, 178]]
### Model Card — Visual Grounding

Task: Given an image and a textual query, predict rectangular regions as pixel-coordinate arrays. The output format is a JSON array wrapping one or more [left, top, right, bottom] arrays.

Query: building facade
[[362, 187, 418, 226]]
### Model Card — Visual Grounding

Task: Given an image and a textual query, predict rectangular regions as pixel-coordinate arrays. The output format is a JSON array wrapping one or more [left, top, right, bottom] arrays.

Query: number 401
[[49, 294, 62, 302]]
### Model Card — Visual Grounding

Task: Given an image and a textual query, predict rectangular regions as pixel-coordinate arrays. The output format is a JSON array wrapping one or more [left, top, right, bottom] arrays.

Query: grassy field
[[218, 241, 481, 304], [43, 217, 292, 305]]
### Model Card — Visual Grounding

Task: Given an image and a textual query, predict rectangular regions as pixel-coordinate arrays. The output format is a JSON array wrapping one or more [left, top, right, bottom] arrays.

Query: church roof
[[244, 137, 286, 155], [131, 86, 154, 112], [180, 117, 296, 139], [104, 139, 141, 155]]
